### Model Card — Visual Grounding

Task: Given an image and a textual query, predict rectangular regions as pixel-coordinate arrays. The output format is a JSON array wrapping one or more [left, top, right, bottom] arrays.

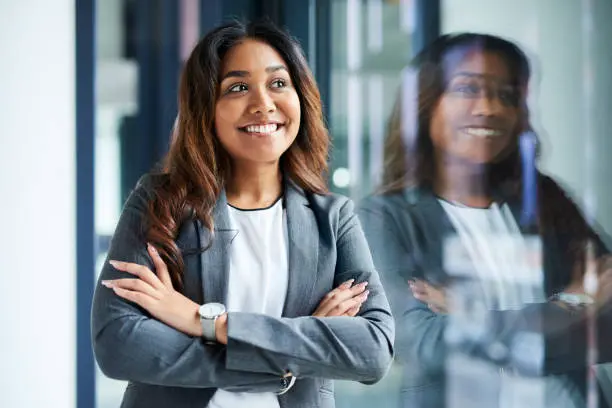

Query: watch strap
[[201, 315, 217, 342]]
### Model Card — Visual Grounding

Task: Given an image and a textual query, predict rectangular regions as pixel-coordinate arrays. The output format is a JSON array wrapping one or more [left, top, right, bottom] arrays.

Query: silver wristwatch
[[551, 292, 594, 308], [198, 303, 226, 342]]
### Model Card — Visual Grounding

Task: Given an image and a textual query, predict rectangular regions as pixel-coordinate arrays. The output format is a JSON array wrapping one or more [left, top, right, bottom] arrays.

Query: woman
[[92, 20, 394, 408], [359, 33, 612, 408]]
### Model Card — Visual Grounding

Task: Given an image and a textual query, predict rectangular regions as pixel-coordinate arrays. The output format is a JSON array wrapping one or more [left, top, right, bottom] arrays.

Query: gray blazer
[[358, 182, 612, 408], [91, 174, 394, 408]]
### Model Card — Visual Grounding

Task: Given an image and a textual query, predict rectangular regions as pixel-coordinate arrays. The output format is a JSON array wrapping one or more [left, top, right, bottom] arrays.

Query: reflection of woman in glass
[[92, 21, 393, 408], [359, 33, 612, 408]]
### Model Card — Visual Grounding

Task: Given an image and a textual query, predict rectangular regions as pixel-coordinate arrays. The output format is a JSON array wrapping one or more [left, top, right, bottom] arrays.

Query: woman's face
[[214, 38, 301, 167], [429, 50, 522, 165]]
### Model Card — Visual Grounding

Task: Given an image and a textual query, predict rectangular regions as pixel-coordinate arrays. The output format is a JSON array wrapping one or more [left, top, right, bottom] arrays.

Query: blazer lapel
[[199, 190, 236, 304], [408, 188, 458, 285], [282, 181, 319, 317]]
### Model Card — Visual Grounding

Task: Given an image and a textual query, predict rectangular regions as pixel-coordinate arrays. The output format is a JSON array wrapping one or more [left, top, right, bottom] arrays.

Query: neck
[[225, 161, 283, 209], [433, 153, 493, 208]]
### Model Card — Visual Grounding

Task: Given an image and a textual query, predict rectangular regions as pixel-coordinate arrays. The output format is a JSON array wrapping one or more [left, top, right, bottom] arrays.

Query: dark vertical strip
[[157, 0, 180, 158], [256, 0, 283, 22], [122, 0, 180, 200], [75, 0, 96, 407], [314, 0, 331, 122], [282, 0, 311, 59], [412, 0, 441, 56], [200, 0, 223, 34]]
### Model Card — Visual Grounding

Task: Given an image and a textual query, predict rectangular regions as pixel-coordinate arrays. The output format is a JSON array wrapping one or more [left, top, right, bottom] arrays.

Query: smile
[[239, 123, 284, 135], [463, 127, 503, 138]]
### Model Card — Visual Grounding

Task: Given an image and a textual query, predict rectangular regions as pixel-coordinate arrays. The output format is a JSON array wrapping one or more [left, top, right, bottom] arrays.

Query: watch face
[[199, 302, 226, 318]]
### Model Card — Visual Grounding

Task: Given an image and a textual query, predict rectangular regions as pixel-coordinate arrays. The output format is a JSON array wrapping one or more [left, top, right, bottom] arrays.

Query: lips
[[462, 127, 503, 139], [239, 122, 284, 135]]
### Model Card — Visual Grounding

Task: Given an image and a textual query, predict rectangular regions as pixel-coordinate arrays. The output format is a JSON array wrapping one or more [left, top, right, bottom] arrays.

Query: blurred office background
[[2, 0, 612, 407]]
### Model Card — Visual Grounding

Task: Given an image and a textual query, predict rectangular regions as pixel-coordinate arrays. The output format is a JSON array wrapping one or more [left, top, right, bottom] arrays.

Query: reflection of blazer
[[359, 181, 612, 408], [91, 175, 394, 408]]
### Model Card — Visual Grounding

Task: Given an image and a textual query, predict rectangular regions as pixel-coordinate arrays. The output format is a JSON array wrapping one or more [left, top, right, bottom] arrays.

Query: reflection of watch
[[551, 292, 594, 307], [198, 303, 226, 342]]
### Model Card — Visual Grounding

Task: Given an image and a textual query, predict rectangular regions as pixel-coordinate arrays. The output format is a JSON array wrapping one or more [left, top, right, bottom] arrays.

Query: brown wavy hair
[[380, 33, 605, 291], [146, 20, 329, 289]]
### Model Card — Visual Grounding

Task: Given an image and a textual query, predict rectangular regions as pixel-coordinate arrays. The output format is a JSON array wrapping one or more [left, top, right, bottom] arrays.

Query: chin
[[239, 151, 286, 165]]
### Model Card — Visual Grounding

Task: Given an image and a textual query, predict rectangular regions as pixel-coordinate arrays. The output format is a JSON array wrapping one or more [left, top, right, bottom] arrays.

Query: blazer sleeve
[[91, 175, 288, 392], [223, 198, 395, 384], [358, 201, 448, 374], [358, 198, 612, 377]]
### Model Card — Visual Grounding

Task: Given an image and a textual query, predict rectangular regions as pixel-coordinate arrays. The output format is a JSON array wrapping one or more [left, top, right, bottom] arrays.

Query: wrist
[[191, 303, 203, 337], [215, 313, 228, 344]]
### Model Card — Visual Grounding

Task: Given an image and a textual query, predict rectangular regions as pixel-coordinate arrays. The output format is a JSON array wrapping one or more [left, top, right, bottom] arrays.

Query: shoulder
[[359, 186, 425, 218], [133, 172, 169, 195], [307, 191, 353, 216]]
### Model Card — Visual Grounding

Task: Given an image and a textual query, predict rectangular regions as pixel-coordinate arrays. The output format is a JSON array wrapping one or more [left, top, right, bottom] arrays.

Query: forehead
[[221, 38, 288, 74], [444, 49, 512, 83]]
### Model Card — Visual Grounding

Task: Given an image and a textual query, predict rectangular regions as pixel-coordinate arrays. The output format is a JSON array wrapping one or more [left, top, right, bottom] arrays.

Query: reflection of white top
[[439, 200, 545, 310], [439, 200, 579, 408], [207, 198, 289, 408]]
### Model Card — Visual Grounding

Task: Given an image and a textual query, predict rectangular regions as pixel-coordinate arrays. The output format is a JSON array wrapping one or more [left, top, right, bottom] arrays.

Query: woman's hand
[[102, 244, 203, 337], [409, 279, 448, 314], [312, 279, 369, 317]]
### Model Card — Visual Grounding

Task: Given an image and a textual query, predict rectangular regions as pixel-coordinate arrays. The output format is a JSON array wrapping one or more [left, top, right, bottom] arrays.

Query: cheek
[[283, 93, 301, 127]]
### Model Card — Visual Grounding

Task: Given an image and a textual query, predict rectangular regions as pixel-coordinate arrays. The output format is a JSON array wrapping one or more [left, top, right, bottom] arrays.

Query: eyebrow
[[452, 71, 512, 84], [221, 65, 288, 81]]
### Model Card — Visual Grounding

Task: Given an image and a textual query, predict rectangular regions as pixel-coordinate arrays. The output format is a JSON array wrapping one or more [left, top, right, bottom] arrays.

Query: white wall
[[0, 1, 76, 407], [442, 0, 612, 232]]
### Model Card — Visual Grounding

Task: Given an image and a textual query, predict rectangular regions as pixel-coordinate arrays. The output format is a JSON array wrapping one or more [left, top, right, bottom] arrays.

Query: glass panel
[[328, 0, 414, 201], [326, 1, 414, 407], [94, 0, 136, 406]]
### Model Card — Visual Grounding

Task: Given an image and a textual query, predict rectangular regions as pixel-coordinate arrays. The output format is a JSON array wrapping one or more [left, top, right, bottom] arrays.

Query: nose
[[471, 92, 504, 117], [248, 87, 276, 115]]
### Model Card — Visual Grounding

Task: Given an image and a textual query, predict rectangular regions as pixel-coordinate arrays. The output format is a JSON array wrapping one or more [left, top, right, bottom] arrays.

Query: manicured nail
[[341, 279, 355, 288], [147, 243, 158, 254], [101, 280, 113, 288], [109, 260, 120, 268], [361, 290, 370, 300], [358, 281, 368, 288]]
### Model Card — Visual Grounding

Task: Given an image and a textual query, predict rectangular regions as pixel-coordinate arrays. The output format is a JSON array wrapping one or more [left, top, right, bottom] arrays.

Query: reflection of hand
[[556, 255, 612, 309], [102, 244, 202, 337], [409, 279, 448, 314], [312, 279, 369, 317], [595, 256, 612, 306]]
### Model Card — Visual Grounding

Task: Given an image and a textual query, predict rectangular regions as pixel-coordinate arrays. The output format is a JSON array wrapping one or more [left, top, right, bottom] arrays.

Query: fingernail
[[109, 260, 120, 268], [342, 279, 355, 288], [147, 243, 158, 254], [101, 280, 113, 288], [359, 281, 368, 288]]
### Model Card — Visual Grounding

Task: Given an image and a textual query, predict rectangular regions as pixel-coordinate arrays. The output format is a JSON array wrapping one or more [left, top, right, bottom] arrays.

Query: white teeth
[[244, 124, 278, 134], [464, 127, 502, 138]]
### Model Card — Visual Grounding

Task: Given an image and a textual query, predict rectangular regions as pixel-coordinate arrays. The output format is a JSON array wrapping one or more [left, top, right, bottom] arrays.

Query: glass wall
[[87, 0, 612, 407]]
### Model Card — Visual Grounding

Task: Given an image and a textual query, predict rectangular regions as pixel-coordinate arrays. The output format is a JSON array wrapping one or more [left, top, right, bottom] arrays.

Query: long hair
[[381, 33, 601, 288], [146, 20, 330, 289]]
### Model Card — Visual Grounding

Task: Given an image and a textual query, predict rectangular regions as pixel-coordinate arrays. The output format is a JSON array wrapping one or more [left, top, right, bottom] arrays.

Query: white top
[[207, 198, 289, 408], [439, 200, 579, 408]]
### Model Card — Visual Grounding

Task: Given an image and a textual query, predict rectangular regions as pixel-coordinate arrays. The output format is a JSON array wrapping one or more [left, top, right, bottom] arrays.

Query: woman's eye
[[270, 79, 287, 89], [498, 89, 519, 106], [454, 83, 480, 95], [228, 83, 248, 93]]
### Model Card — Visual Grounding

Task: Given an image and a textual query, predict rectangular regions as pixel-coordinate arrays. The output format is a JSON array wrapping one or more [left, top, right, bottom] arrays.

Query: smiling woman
[[91, 19, 394, 408], [214, 39, 302, 169]]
